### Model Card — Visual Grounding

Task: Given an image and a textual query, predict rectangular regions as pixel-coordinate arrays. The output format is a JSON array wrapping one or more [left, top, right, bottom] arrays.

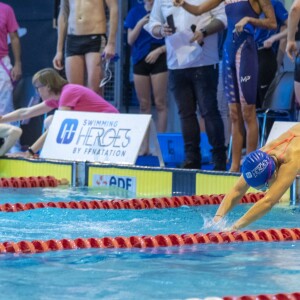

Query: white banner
[[41, 111, 163, 165], [266, 121, 298, 144]]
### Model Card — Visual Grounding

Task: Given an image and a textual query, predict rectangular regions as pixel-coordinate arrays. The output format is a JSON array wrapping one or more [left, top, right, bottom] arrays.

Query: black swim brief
[[65, 34, 107, 57]]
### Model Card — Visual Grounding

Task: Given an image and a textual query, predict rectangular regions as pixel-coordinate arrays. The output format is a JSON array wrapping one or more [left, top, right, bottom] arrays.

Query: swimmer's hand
[[213, 215, 223, 223], [203, 215, 229, 231]]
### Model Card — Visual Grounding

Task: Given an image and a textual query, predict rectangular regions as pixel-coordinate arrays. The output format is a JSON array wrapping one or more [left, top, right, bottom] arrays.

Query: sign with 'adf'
[[40, 111, 164, 166]]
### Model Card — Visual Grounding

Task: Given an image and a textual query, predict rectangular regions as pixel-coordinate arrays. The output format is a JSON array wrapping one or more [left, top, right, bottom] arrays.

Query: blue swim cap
[[242, 150, 276, 188]]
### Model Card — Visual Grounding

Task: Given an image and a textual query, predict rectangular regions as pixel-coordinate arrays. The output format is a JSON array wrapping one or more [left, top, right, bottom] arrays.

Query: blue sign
[[56, 119, 78, 144]]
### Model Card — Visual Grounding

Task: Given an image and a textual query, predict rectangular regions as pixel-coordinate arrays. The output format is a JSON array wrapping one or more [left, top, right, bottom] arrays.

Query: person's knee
[[242, 105, 256, 124], [229, 107, 241, 123], [16, 127, 22, 137], [154, 98, 167, 112], [44, 115, 54, 130]]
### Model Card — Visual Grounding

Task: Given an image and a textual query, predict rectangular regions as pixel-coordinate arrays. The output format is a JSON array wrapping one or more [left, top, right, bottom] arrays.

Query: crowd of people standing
[[0, 0, 300, 172]]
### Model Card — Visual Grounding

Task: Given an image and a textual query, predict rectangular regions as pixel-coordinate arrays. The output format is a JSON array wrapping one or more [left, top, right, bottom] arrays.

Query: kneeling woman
[[0, 68, 119, 157]]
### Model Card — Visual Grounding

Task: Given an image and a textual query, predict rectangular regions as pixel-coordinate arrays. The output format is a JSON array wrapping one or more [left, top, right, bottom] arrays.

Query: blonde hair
[[32, 68, 68, 94]]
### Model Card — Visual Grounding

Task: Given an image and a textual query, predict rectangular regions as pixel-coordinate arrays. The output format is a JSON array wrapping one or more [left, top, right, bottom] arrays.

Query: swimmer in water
[[212, 123, 300, 230]]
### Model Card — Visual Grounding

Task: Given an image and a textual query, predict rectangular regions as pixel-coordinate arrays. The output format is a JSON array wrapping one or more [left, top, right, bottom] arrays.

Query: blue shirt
[[124, 4, 164, 65], [254, 0, 288, 52]]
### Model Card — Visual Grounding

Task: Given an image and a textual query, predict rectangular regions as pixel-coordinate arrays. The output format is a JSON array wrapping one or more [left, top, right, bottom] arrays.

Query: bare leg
[[295, 81, 300, 107], [242, 104, 258, 153], [134, 74, 152, 155], [150, 71, 168, 133], [85, 52, 103, 95], [65, 55, 86, 85], [229, 103, 244, 172]]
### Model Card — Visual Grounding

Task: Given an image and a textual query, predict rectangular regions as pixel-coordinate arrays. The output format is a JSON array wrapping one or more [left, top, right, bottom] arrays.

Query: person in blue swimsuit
[[212, 123, 300, 230], [173, 0, 276, 172], [124, 0, 168, 154]]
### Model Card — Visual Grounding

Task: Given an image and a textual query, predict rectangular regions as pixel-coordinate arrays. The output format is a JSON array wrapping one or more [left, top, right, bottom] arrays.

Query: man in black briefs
[[52, 0, 118, 95]]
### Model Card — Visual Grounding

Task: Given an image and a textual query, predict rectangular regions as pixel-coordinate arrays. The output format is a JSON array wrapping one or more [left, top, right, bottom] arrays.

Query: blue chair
[[256, 71, 296, 147]]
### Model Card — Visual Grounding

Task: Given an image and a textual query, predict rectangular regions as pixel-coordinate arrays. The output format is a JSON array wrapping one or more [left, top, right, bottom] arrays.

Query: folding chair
[[256, 71, 296, 147]]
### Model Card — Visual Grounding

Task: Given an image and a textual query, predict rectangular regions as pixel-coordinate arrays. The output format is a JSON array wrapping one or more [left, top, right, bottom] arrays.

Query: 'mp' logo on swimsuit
[[56, 119, 78, 144], [240, 75, 251, 82]]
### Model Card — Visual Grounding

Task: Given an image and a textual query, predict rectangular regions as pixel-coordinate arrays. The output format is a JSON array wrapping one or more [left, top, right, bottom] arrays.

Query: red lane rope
[[223, 291, 300, 300], [0, 176, 68, 188], [0, 192, 264, 213], [1, 227, 300, 254]]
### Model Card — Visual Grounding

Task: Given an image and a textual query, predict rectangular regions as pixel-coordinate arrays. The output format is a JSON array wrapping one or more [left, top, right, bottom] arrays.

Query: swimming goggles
[[99, 54, 119, 88]]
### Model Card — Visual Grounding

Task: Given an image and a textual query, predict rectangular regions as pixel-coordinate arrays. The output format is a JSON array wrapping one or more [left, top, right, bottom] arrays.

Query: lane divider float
[[0, 192, 264, 212], [223, 291, 300, 300], [0, 176, 68, 188], [1, 227, 299, 254]]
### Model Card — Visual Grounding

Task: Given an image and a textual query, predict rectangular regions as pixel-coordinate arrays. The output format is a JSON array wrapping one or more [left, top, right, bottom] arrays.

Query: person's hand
[[145, 49, 161, 64], [213, 215, 223, 223], [286, 41, 298, 61], [6, 151, 31, 158], [228, 224, 239, 231], [139, 14, 150, 26], [53, 51, 64, 70], [263, 37, 275, 49], [190, 30, 205, 45], [11, 62, 22, 82], [173, 0, 185, 6], [160, 24, 175, 37], [102, 43, 116, 61], [235, 17, 249, 33]]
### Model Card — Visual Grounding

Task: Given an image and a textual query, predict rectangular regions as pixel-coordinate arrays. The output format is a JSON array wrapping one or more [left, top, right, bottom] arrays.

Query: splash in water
[[201, 214, 233, 232]]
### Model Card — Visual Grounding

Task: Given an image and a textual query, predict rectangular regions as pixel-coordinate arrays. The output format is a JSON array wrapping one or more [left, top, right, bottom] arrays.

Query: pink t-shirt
[[0, 3, 19, 58], [45, 84, 119, 113]]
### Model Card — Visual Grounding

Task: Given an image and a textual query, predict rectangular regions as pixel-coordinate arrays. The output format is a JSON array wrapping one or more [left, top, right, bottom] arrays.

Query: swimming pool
[[0, 187, 299, 299]]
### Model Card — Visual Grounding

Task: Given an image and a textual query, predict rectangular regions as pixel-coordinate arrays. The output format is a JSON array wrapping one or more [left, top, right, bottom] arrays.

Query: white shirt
[[146, 0, 227, 69]]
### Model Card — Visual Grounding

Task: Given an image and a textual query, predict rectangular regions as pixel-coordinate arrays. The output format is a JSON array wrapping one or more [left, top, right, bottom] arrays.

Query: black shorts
[[65, 34, 107, 57], [133, 45, 168, 76], [295, 53, 300, 83]]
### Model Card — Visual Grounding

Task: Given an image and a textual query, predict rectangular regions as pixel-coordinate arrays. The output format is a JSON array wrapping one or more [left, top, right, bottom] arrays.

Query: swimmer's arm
[[214, 175, 249, 222], [175, 0, 223, 16], [232, 163, 298, 230]]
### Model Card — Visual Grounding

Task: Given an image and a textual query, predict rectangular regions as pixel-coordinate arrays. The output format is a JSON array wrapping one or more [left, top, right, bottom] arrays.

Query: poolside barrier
[[0, 192, 265, 212], [1, 227, 300, 254], [0, 176, 69, 188]]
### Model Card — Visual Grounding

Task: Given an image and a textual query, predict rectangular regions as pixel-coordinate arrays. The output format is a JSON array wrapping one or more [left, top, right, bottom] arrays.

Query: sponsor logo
[[245, 171, 252, 179], [56, 119, 78, 144], [241, 75, 251, 82], [94, 175, 136, 192], [251, 159, 268, 178]]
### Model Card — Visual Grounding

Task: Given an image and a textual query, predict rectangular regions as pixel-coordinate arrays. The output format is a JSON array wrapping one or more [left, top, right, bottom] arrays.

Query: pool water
[[0, 188, 299, 299]]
